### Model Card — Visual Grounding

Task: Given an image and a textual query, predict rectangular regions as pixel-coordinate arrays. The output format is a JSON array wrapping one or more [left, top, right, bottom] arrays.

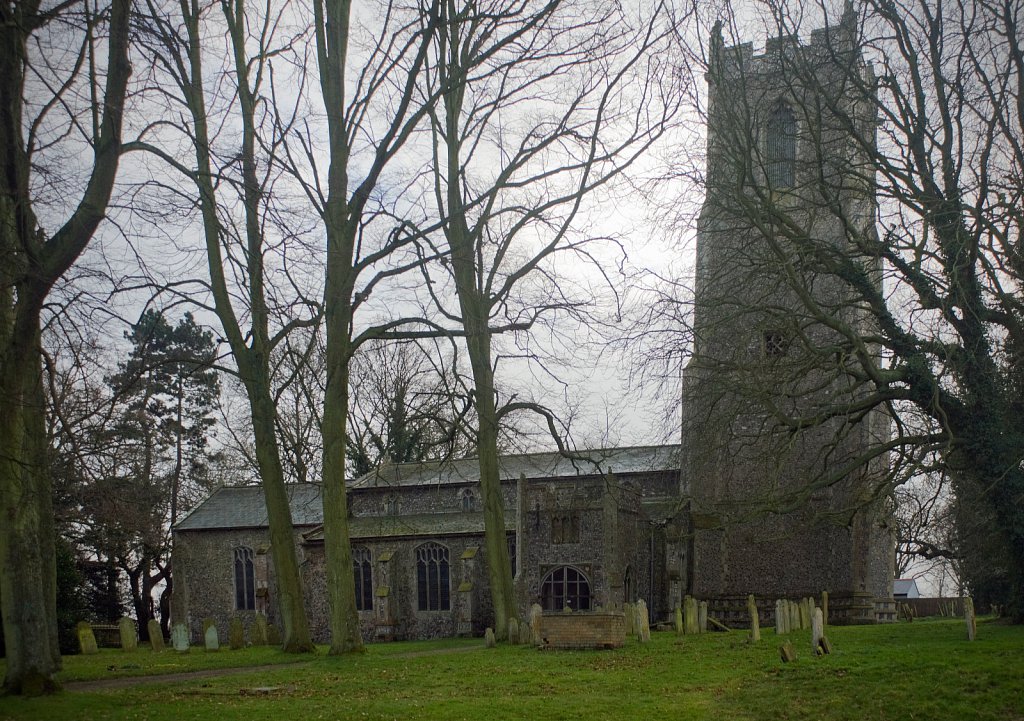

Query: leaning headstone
[[267, 623, 282, 646], [507, 618, 520, 646], [674, 606, 683, 635], [203, 618, 219, 651], [251, 613, 269, 646], [171, 622, 189, 652], [683, 596, 699, 635], [637, 599, 651, 643], [698, 601, 708, 634], [229, 616, 245, 650], [118, 616, 137, 652], [818, 635, 833, 655], [76, 621, 99, 655], [147, 619, 165, 651], [747, 595, 761, 643], [964, 596, 977, 641], [811, 608, 824, 654], [820, 591, 829, 627], [529, 603, 544, 645], [484, 627, 496, 648], [779, 641, 797, 663]]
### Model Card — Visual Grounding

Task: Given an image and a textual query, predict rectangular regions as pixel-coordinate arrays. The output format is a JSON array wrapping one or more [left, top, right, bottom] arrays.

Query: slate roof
[[301, 511, 516, 543], [350, 445, 681, 489], [175, 445, 681, 532], [893, 578, 921, 598], [175, 483, 325, 531]]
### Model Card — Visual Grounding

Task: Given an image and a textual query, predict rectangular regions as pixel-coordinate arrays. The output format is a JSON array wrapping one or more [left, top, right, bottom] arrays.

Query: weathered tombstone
[[820, 591, 829, 627], [529, 603, 544, 645], [674, 606, 683, 635], [519, 619, 533, 646], [683, 596, 699, 635], [203, 618, 219, 651], [147, 619, 165, 651], [618, 602, 634, 634], [698, 601, 708, 634], [747, 595, 761, 643], [267, 623, 281, 646], [811, 608, 824, 654], [171, 622, 189, 652], [229, 616, 245, 650], [484, 627, 496, 648], [507, 618, 520, 646], [964, 596, 977, 641], [789, 600, 800, 631], [118, 616, 137, 652], [637, 599, 651, 643], [76, 621, 99, 655], [818, 635, 833, 655], [251, 613, 269, 646], [779, 641, 797, 663], [799, 599, 810, 630], [775, 599, 786, 635]]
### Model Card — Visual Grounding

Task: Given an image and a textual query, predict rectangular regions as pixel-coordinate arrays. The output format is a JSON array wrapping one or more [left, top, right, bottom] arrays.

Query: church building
[[171, 11, 895, 644]]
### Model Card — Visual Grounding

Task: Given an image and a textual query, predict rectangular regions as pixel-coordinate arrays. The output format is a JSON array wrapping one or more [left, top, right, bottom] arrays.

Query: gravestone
[[519, 620, 532, 646], [118, 616, 137, 652], [507, 618, 520, 646], [674, 606, 683, 634], [624, 602, 636, 637], [964, 596, 977, 641], [798, 599, 810, 630], [229, 616, 245, 650], [76, 621, 98, 655], [529, 603, 543, 645], [637, 599, 651, 643], [683, 595, 699, 635], [820, 591, 829, 627], [171, 622, 189, 652], [698, 601, 708, 634], [747, 595, 760, 643], [147, 619, 165, 651], [790, 600, 801, 631], [779, 641, 796, 663], [251, 613, 269, 646], [484, 627, 496, 648], [203, 618, 219, 651], [811, 608, 823, 654], [775, 599, 787, 635], [267, 623, 281, 646]]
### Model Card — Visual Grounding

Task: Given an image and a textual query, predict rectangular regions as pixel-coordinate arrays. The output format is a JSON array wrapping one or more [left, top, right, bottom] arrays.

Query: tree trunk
[[0, 330, 61, 695], [248, 377, 315, 652]]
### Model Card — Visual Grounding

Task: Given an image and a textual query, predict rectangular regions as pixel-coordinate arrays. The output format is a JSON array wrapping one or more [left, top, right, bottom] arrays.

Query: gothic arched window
[[234, 546, 255, 611], [416, 542, 451, 611], [540, 566, 592, 611], [766, 102, 797, 188], [353, 546, 373, 611]]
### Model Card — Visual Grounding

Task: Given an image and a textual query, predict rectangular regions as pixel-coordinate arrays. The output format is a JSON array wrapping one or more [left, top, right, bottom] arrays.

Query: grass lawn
[[1, 619, 1021, 720]]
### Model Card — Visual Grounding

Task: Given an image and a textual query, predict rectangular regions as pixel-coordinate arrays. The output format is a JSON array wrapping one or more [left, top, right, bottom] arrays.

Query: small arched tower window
[[459, 488, 476, 512], [766, 102, 797, 188]]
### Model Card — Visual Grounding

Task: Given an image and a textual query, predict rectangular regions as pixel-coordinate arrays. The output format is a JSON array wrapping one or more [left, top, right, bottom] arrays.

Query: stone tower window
[[540, 566, 592, 611], [233, 546, 255, 611], [459, 488, 476, 512], [416, 542, 451, 611], [765, 102, 797, 188], [551, 513, 580, 544], [353, 546, 373, 611], [763, 330, 788, 358]]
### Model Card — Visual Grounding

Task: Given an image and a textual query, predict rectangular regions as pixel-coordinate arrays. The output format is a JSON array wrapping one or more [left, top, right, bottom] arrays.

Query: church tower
[[681, 7, 894, 623]]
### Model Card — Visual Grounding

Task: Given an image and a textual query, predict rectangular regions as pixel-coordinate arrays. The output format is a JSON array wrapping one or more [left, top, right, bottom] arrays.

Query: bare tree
[[132, 0, 318, 651], [672, 0, 1023, 615], [418, 0, 683, 636], [0, 0, 131, 695]]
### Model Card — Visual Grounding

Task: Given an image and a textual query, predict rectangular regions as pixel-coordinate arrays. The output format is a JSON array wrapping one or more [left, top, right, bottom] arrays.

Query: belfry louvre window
[[353, 546, 373, 611], [540, 566, 592, 611], [234, 546, 255, 611], [416, 542, 450, 611], [766, 102, 797, 188]]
